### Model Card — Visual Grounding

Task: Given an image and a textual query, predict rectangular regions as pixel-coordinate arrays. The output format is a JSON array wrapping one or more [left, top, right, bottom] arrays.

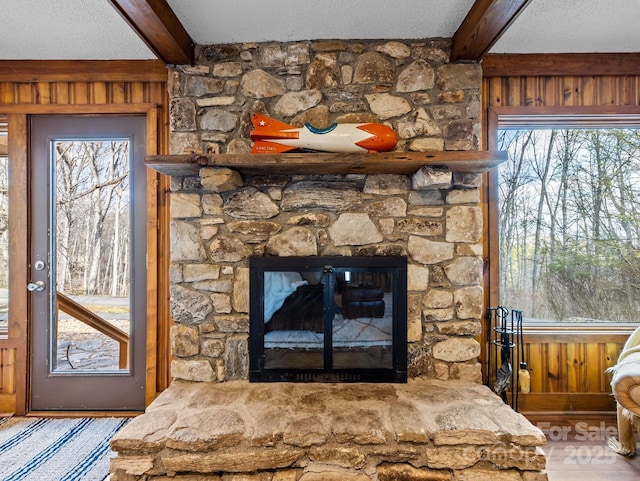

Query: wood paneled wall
[[0, 341, 17, 414], [0, 60, 168, 104], [517, 329, 628, 412], [483, 75, 640, 109], [0, 60, 171, 414], [485, 324, 630, 413], [482, 53, 640, 412]]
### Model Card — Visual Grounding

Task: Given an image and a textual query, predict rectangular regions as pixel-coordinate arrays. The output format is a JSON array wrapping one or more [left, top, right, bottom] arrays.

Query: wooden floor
[[532, 415, 640, 480]]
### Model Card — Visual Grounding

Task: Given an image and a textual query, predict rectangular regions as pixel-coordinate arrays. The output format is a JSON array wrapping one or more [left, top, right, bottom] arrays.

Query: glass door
[[29, 116, 147, 410]]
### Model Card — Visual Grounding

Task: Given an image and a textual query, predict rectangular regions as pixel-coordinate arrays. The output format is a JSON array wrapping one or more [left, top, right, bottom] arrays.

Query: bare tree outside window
[[55, 140, 130, 297], [52, 139, 132, 371], [498, 128, 640, 322]]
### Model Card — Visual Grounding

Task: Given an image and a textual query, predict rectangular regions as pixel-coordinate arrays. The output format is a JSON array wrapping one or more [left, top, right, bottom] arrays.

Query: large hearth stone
[[110, 378, 547, 480]]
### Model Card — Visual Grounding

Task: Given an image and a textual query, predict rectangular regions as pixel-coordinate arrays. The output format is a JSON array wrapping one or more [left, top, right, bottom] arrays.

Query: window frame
[[0, 116, 7, 337]]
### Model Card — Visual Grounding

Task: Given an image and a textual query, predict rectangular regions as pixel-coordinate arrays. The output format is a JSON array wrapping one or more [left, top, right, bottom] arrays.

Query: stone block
[[171, 324, 199, 357], [446, 206, 482, 242], [329, 213, 383, 246], [171, 359, 216, 382], [408, 236, 454, 265], [377, 463, 452, 481], [432, 338, 480, 362], [412, 167, 452, 190], [171, 193, 202, 218]]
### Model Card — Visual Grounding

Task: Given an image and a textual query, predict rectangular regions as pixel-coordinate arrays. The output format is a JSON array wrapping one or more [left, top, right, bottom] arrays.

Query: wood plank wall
[[481, 53, 640, 104], [0, 341, 17, 413], [517, 331, 626, 412], [484, 324, 630, 413], [483, 75, 640, 108], [482, 53, 640, 413], [0, 60, 171, 414]]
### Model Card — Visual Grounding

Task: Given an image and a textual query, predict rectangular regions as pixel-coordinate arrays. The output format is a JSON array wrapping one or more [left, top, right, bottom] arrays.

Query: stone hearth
[[110, 378, 546, 480]]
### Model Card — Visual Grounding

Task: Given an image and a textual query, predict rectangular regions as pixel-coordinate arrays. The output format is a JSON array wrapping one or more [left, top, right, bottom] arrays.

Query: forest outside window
[[495, 119, 640, 324]]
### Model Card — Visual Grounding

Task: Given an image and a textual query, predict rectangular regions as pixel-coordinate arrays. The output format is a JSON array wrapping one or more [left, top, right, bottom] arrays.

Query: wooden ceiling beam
[[451, 0, 532, 62], [108, 0, 195, 65]]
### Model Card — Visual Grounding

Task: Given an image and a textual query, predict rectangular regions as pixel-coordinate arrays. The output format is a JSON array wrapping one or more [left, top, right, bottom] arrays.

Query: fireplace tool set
[[486, 306, 529, 411]]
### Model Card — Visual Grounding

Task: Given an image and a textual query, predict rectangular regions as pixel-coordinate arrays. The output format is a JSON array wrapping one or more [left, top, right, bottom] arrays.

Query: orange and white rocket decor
[[250, 113, 397, 154]]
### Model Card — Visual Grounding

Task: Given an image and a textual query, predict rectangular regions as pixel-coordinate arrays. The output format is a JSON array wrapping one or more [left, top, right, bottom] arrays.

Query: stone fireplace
[[167, 164, 487, 384], [161, 37, 490, 385], [109, 38, 548, 480]]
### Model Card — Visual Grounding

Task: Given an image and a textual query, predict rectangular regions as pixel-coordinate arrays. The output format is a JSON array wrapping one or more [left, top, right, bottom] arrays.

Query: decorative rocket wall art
[[250, 113, 398, 154]]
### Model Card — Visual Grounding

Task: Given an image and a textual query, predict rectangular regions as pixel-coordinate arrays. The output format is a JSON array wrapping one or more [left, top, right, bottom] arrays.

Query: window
[[496, 122, 640, 323]]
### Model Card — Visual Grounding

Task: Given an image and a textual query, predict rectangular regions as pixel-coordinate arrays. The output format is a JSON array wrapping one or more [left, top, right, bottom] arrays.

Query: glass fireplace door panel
[[333, 270, 393, 369], [262, 270, 325, 369]]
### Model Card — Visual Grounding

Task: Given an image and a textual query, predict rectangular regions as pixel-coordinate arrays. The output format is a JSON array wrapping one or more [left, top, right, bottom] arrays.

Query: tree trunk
[[532, 130, 557, 288]]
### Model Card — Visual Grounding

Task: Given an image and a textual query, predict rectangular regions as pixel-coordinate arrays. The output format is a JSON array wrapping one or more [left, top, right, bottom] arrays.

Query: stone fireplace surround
[[109, 39, 548, 480]]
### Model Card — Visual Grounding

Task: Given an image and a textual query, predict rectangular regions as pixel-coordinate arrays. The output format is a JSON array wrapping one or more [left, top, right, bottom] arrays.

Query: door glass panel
[[52, 139, 131, 372], [0, 128, 7, 334]]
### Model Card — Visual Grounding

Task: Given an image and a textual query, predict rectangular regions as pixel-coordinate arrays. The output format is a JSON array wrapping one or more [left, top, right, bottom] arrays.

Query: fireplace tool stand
[[486, 306, 526, 411]]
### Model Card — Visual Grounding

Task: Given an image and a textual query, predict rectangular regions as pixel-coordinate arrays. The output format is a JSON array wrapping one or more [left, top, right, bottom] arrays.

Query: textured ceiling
[[491, 0, 640, 53], [0, 0, 154, 60], [166, 0, 476, 45], [0, 0, 639, 60]]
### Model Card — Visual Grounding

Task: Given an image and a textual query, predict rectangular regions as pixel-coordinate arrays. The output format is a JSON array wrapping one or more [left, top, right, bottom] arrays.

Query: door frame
[[6, 103, 163, 415]]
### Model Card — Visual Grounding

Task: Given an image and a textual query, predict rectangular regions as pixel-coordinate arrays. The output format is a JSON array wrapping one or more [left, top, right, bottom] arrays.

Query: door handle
[[27, 281, 46, 292]]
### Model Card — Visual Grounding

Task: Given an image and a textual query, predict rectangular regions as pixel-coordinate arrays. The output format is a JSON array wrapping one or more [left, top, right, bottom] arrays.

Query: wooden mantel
[[145, 151, 507, 176]]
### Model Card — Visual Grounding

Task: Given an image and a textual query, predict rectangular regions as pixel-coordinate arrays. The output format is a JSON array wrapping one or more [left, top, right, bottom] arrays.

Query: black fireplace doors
[[249, 256, 407, 382]]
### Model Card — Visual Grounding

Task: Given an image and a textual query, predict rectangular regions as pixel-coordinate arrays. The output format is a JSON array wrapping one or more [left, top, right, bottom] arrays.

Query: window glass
[[497, 128, 640, 322], [52, 139, 131, 372]]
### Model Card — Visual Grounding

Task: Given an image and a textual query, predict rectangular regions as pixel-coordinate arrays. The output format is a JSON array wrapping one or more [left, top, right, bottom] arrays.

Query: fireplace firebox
[[249, 256, 407, 382]]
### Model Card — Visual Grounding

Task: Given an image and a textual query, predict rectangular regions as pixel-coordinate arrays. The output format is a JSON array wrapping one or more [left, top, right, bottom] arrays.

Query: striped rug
[[0, 416, 129, 481]]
